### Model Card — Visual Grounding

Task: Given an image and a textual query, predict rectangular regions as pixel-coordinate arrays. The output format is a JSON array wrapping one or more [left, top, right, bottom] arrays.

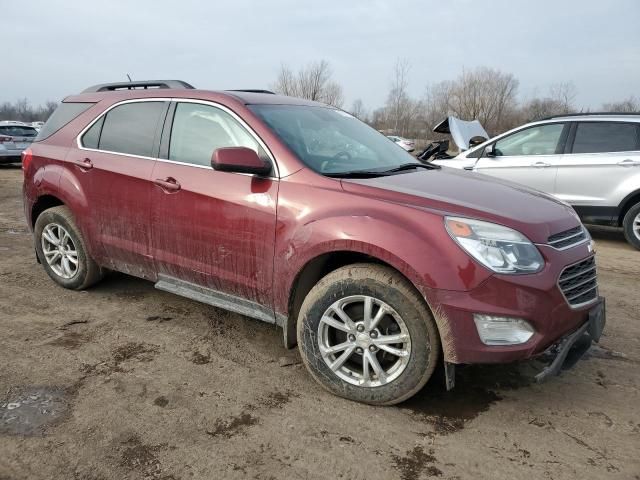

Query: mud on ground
[[0, 165, 638, 479]]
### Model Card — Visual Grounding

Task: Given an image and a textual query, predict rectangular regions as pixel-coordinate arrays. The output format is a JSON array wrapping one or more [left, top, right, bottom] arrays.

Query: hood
[[341, 167, 580, 243], [434, 116, 489, 151]]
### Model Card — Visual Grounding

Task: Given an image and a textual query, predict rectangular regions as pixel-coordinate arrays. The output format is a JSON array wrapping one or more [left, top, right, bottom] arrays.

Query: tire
[[622, 202, 640, 251], [297, 263, 440, 405], [34, 206, 104, 290]]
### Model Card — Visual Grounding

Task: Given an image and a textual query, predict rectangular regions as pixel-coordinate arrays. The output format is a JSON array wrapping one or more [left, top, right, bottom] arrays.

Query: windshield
[[0, 126, 38, 137], [249, 105, 420, 175]]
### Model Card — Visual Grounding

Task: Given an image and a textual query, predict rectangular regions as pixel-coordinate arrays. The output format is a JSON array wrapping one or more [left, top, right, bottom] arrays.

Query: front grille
[[548, 225, 587, 249], [558, 256, 598, 307]]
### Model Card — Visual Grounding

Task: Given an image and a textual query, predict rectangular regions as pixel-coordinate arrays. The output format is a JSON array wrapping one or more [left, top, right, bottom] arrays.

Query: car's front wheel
[[34, 206, 104, 290], [297, 263, 440, 405], [622, 202, 640, 251]]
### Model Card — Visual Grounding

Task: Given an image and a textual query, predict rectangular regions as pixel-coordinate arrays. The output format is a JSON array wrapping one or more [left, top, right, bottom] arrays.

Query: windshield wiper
[[382, 162, 441, 173], [324, 170, 391, 178]]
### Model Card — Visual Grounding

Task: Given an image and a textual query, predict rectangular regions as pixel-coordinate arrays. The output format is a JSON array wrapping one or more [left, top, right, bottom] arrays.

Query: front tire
[[34, 206, 104, 290], [622, 202, 640, 250], [297, 263, 440, 405]]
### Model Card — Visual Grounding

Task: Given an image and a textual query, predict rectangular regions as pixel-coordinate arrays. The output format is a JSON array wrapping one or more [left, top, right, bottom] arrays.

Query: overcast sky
[[4, 0, 639, 111]]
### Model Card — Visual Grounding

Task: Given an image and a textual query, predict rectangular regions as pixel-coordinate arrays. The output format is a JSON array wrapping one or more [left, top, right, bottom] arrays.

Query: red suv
[[23, 80, 605, 404]]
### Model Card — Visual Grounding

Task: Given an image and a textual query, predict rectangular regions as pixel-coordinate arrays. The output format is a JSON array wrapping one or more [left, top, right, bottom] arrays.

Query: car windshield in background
[[249, 105, 419, 175], [0, 126, 38, 137]]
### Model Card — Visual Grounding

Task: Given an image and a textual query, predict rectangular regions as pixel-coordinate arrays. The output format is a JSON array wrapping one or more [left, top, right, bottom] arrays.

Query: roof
[[541, 112, 640, 121], [67, 80, 331, 108]]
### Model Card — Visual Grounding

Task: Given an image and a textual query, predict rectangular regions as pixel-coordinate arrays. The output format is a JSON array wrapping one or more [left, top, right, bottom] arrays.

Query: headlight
[[445, 217, 544, 274]]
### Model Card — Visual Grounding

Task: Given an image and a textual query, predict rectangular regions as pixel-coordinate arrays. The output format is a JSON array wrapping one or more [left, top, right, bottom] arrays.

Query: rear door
[[473, 122, 569, 193], [150, 100, 278, 307], [554, 121, 640, 219], [68, 99, 169, 279]]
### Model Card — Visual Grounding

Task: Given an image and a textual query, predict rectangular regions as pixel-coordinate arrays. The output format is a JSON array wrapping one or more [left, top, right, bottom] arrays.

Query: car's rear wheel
[[34, 206, 104, 289], [297, 263, 440, 405], [622, 202, 640, 251]]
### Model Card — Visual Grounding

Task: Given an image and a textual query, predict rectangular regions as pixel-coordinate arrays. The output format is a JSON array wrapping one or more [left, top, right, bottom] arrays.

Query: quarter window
[[169, 102, 267, 167], [81, 116, 104, 149], [571, 122, 639, 154], [98, 102, 167, 157], [493, 123, 565, 156]]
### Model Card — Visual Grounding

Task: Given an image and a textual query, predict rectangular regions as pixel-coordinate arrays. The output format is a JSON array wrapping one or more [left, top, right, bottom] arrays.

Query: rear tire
[[34, 206, 104, 290], [622, 202, 640, 251], [297, 263, 440, 405]]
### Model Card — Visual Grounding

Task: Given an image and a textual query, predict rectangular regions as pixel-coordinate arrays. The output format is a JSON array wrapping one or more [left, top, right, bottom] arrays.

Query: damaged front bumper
[[534, 297, 606, 382]]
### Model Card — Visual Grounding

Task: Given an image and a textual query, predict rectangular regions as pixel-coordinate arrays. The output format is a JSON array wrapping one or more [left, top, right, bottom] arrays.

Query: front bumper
[[535, 296, 605, 381]]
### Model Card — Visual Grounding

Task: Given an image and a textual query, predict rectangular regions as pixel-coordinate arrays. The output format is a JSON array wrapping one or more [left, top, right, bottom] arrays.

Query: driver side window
[[491, 123, 565, 157]]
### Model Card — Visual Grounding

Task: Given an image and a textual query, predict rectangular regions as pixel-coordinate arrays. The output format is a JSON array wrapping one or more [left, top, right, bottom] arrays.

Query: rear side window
[[98, 102, 166, 157], [35, 102, 93, 141], [571, 122, 639, 154]]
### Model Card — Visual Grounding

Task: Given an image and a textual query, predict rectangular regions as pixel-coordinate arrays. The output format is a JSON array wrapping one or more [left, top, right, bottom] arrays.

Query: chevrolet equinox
[[22, 80, 606, 405]]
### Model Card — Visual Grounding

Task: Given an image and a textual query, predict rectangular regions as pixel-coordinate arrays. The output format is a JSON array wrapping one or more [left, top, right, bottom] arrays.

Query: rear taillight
[[22, 148, 33, 173], [0, 135, 12, 143]]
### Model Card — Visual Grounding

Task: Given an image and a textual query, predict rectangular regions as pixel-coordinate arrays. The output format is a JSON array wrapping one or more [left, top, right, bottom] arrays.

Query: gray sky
[[4, 0, 639, 110]]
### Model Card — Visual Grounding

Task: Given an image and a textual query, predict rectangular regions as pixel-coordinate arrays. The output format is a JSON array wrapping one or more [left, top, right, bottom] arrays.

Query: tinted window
[[0, 126, 38, 137], [35, 102, 93, 141], [572, 122, 639, 154], [169, 102, 267, 167], [81, 116, 104, 149], [99, 102, 166, 157], [493, 123, 565, 156]]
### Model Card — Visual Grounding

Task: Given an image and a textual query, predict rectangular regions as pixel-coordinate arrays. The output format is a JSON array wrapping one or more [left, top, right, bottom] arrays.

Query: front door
[[474, 122, 569, 194], [150, 101, 278, 308]]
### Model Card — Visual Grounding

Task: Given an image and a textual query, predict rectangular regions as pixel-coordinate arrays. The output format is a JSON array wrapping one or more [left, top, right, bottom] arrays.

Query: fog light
[[473, 314, 534, 345]]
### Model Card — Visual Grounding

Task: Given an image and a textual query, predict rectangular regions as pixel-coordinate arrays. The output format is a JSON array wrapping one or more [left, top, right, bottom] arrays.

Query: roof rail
[[541, 111, 640, 121], [82, 80, 195, 93], [226, 89, 276, 95]]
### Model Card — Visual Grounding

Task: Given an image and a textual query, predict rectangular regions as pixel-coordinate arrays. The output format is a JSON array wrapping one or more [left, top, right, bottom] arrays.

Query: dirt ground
[[0, 165, 639, 480]]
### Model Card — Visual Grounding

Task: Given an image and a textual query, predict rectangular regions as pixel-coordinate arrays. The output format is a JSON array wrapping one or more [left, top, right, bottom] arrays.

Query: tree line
[[271, 59, 639, 140], [0, 99, 58, 123], [3, 62, 637, 141]]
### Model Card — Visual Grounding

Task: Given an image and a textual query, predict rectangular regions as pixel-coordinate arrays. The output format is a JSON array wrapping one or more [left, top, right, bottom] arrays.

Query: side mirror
[[211, 147, 271, 176], [485, 144, 497, 158]]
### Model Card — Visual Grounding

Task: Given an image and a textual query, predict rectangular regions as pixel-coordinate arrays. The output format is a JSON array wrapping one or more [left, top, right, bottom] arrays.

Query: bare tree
[[0, 99, 58, 122], [271, 60, 344, 107], [350, 99, 368, 121], [549, 82, 577, 113], [385, 58, 412, 135], [602, 96, 640, 112]]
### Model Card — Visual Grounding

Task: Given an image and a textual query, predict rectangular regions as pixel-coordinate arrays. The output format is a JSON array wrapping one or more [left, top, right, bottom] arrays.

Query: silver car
[[434, 113, 640, 249], [0, 121, 38, 164]]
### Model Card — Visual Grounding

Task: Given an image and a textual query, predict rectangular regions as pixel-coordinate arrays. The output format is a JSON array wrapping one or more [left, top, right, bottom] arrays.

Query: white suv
[[434, 113, 640, 250]]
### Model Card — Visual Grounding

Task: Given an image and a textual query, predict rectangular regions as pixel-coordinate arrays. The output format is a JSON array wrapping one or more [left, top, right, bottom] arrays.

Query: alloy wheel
[[318, 295, 412, 387], [41, 223, 79, 279]]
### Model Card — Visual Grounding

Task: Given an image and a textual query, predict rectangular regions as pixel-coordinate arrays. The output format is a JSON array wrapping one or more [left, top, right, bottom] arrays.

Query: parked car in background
[[0, 121, 39, 164], [23, 80, 605, 405], [387, 135, 415, 152], [433, 113, 640, 250], [31, 121, 45, 130]]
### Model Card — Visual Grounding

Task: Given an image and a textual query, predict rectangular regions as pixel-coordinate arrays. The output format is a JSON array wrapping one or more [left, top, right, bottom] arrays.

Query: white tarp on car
[[433, 116, 489, 151]]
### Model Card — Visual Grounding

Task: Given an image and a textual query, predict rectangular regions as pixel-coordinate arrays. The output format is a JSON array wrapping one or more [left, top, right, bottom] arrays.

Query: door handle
[[154, 177, 181, 192], [532, 161, 551, 168], [617, 159, 640, 167], [72, 158, 93, 171]]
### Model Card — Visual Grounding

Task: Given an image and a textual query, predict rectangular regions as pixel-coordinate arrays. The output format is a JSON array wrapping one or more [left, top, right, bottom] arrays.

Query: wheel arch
[[31, 194, 65, 228], [282, 249, 440, 350], [618, 189, 640, 226]]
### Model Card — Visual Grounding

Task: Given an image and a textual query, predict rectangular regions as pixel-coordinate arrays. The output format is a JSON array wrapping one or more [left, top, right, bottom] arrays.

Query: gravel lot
[[1, 165, 638, 480]]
